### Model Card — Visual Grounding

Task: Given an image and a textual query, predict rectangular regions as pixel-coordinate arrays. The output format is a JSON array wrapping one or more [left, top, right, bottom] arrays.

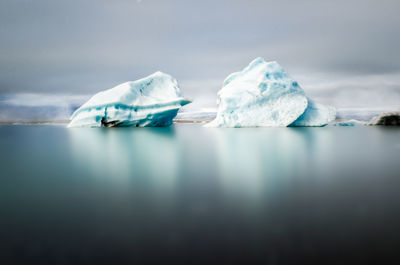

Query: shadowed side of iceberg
[[290, 99, 336, 127], [68, 72, 191, 128], [68, 99, 191, 127]]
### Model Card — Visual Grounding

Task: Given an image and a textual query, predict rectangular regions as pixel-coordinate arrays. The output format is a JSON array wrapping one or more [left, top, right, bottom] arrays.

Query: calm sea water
[[0, 124, 399, 264]]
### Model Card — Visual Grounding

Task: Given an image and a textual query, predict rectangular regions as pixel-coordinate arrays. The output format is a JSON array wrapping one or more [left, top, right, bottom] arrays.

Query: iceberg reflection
[[69, 127, 180, 193]]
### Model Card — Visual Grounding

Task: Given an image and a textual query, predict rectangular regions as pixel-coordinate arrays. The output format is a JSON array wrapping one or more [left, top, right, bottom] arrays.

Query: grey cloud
[[0, 0, 399, 110]]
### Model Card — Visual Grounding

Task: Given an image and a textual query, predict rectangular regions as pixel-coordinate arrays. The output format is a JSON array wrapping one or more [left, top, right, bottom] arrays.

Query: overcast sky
[[0, 0, 399, 114]]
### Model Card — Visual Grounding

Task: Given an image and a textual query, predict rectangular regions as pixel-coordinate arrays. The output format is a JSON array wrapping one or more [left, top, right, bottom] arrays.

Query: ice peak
[[207, 58, 335, 127]]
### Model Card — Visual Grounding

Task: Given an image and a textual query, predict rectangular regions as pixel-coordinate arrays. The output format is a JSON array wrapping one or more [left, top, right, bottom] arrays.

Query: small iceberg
[[68, 72, 191, 127], [206, 58, 335, 127], [333, 119, 364, 126]]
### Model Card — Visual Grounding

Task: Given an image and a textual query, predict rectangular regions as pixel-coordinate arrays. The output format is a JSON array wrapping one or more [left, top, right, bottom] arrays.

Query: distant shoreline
[[0, 120, 70, 125], [0, 108, 396, 125], [0, 119, 356, 126], [0, 119, 213, 125]]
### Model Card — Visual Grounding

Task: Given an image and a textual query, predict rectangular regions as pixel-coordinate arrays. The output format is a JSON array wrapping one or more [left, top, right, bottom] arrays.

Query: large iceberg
[[68, 72, 191, 127], [206, 57, 335, 127]]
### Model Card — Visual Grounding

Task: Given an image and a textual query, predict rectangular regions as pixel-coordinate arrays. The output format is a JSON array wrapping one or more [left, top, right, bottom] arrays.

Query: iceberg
[[206, 57, 335, 127], [68, 72, 191, 127], [206, 58, 307, 127], [333, 119, 364, 126]]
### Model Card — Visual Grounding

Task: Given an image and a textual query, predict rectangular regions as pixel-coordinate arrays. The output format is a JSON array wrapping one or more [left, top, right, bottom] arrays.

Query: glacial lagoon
[[0, 124, 399, 264]]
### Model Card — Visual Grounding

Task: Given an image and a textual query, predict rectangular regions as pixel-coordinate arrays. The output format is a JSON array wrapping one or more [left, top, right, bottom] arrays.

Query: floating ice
[[206, 58, 335, 127], [206, 58, 307, 127], [333, 119, 364, 126], [290, 99, 336, 127], [68, 72, 191, 127]]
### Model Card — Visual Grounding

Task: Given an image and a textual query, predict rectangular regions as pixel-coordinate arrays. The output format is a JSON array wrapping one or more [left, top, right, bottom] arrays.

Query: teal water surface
[[0, 124, 399, 264]]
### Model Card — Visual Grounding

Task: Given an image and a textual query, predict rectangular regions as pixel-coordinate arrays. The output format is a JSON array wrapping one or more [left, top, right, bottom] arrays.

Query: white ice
[[206, 57, 335, 127]]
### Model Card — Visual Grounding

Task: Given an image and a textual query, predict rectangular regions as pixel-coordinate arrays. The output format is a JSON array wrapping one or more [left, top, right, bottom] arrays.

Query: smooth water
[[0, 124, 399, 264]]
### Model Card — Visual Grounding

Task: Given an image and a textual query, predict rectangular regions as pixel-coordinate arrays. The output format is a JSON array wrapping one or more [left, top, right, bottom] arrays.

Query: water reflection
[[66, 125, 398, 198], [69, 126, 180, 192], [1, 125, 400, 264], [212, 127, 333, 199]]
